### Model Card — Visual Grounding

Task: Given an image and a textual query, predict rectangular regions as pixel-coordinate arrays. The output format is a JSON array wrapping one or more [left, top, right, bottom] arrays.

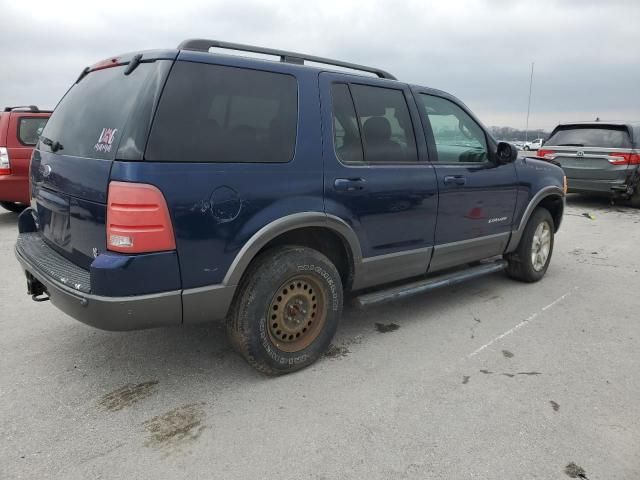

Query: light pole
[[525, 62, 534, 143]]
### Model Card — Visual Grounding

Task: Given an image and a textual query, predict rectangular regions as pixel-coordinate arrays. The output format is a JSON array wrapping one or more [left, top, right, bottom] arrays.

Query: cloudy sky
[[1, 0, 638, 130]]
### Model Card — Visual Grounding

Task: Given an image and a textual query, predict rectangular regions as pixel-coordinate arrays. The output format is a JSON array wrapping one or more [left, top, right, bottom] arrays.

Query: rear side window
[[546, 126, 631, 148], [146, 62, 298, 163], [18, 117, 48, 146], [350, 84, 418, 163], [40, 61, 170, 160]]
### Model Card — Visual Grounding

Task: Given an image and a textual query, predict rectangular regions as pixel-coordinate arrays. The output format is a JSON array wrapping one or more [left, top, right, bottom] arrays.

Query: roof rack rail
[[177, 39, 397, 80], [3, 105, 40, 112]]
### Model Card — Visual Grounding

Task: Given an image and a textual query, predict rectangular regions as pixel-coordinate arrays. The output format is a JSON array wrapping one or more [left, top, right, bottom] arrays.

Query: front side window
[[350, 84, 418, 164], [18, 117, 48, 146], [420, 94, 488, 163], [147, 62, 298, 163]]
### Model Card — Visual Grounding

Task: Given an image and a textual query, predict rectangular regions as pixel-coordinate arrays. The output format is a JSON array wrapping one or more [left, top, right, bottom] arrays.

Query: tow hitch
[[26, 273, 49, 302]]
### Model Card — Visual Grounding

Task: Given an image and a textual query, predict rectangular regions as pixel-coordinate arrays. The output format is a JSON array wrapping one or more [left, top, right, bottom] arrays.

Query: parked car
[[15, 40, 566, 375], [523, 138, 544, 151], [0, 106, 50, 212], [538, 122, 640, 207]]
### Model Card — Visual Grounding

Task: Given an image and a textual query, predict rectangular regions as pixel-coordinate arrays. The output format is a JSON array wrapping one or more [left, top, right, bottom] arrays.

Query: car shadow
[[48, 272, 514, 389], [566, 193, 637, 213], [0, 211, 19, 226]]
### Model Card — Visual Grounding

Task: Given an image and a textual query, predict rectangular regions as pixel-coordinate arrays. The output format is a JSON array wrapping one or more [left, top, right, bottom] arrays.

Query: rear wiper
[[41, 136, 63, 153], [557, 143, 584, 147]]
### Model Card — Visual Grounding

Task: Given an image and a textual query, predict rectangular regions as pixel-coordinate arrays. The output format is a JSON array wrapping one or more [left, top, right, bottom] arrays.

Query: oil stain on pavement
[[564, 462, 588, 478], [375, 322, 400, 333], [324, 344, 350, 359], [143, 403, 206, 454], [98, 381, 159, 412]]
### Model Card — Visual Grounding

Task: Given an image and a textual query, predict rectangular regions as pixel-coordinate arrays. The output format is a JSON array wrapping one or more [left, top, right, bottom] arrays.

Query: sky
[[1, 0, 638, 131]]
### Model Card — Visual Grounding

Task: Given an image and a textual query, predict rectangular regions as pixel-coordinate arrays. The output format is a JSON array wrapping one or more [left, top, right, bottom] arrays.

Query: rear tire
[[630, 188, 640, 209], [0, 201, 27, 213], [227, 246, 343, 375], [505, 207, 554, 283]]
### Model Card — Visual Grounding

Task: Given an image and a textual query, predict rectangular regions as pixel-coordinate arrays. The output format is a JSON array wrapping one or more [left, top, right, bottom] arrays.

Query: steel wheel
[[266, 275, 327, 353], [531, 221, 551, 271]]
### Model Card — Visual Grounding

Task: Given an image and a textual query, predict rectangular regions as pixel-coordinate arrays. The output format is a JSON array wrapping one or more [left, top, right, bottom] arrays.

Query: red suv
[[0, 106, 50, 212]]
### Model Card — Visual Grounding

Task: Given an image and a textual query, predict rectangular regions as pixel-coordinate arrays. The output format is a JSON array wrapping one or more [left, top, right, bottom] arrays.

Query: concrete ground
[[1, 195, 638, 480]]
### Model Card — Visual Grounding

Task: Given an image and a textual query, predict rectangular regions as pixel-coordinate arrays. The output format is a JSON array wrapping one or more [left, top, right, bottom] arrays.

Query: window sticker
[[94, 128, 118, 153]]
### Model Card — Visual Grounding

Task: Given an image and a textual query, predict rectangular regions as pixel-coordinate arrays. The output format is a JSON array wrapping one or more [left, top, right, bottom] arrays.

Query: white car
[[523, 138, 544, 151]]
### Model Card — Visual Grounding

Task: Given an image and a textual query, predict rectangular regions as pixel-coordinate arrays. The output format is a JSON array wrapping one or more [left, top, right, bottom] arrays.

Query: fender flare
[[223, 212, 362, 286], [506, 186, 565, 253]]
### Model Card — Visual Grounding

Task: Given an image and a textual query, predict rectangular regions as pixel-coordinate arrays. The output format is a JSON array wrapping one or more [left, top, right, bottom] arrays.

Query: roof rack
[[177, 39, 397, 80], [3, 105, 41, 112]]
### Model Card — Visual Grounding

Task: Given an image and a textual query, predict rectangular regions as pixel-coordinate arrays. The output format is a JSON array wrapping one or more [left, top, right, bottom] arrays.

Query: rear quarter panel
[[111, 54, 324, 289]]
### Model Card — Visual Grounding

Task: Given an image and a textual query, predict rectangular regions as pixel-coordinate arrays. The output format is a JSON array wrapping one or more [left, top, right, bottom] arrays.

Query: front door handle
[[443, 175, 466, 186], [334, 178, 366, 192]]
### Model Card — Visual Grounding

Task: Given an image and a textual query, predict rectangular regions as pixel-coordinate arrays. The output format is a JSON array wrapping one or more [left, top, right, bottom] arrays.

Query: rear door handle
[[334, 178, 366, 192], [443, 175, 466, 186]]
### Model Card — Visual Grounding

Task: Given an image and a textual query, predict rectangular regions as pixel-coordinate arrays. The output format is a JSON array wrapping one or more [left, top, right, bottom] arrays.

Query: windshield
[[39, 60, 172, 160], [546, 126, 631, 148]]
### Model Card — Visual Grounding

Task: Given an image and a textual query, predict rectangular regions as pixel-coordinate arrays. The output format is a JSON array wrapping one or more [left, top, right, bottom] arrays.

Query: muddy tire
[[227, 246, 343, 375], [505, 207, 554, 283], [0, 201, 27, 213]]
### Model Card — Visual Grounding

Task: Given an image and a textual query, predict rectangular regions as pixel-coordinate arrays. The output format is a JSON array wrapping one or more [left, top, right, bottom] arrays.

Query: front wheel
[[505, 207, 555, 282], [0, 201, 27, 213], [227, 246, 343, 375]]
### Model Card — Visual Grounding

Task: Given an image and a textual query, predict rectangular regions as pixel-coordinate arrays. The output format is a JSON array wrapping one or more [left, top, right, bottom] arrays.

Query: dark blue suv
[[16, 39, 566, 374]]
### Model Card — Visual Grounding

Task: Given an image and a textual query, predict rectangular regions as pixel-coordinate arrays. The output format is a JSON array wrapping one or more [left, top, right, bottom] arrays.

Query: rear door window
[[146, 62, 298, 163], [18, 117, 48, 146], [349, 84, 418, 163], [546, 126, 631, 148], [331, 83, 364, 164], [40, 61, 171, 160]]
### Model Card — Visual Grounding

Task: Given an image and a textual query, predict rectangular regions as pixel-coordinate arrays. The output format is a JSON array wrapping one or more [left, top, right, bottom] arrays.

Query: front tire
[[0, 201, 27, 213], [505, 207, 555, 282], [227, 246, 343, 375]]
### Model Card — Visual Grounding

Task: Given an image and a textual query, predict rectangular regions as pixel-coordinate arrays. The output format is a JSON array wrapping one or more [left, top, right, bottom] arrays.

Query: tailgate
[[31, 55, 174, 269], [552, 149, 632, 181]]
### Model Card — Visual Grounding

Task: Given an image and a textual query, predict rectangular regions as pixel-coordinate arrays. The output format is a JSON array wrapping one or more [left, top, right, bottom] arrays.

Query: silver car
[[538, 122, 640, 207]]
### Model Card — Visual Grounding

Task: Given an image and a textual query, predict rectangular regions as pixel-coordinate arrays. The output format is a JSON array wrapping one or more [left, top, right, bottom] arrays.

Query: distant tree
[[488, 126, 550, 141]]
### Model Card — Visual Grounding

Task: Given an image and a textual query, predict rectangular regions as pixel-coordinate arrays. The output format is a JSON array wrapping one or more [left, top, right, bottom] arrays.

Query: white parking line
[[466, 290, 574, 359]]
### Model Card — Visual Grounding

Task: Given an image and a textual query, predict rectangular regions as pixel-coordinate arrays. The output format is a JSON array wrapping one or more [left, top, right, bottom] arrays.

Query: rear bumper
[[15, 232, 183, 331], [0, 174, 29, 203], [567, 177, 630, 194]]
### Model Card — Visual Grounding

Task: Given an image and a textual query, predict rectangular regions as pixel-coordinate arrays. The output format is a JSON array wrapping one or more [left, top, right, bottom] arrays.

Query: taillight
[[608, 152, 640, 165], [0, 147, 10, 175], [537, 149, 555, 160], [106, 181, 176, 253]]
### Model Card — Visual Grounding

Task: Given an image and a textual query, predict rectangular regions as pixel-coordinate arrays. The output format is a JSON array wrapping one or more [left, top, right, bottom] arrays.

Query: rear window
[[39, 61, 171, 160], [546, 125, 631, 148], [146, 62, 298, 163], [18, 117, 48, 146]]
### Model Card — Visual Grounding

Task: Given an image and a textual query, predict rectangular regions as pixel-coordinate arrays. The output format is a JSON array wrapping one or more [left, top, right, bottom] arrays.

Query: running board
[[355, 259, 508, 308]]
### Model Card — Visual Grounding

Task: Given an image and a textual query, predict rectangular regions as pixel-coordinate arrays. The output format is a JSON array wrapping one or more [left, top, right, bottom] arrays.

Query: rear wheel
[[227, 246, 343, 375], [505, 207, 554, 282], [0, 201, 27, 213]]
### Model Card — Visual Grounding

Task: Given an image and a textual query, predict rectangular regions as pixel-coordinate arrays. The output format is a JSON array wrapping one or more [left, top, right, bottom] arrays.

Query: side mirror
[[496, 141, 518, 164]]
